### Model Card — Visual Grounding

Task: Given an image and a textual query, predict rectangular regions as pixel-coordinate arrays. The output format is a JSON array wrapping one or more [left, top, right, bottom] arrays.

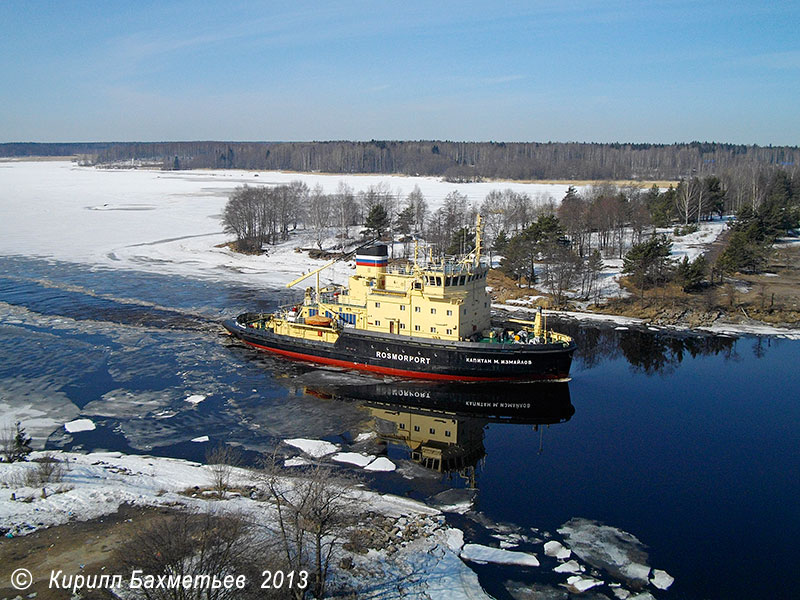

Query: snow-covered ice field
[[0, 160, 577, 288]]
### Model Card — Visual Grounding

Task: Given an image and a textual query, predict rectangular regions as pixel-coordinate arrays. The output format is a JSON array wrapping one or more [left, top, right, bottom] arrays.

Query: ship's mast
[[284, 239, 379, 301], [474, 214, 483, 265]]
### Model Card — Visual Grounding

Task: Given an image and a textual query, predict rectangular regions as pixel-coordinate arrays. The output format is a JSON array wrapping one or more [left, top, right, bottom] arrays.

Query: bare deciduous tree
[[115, 509, 267, 600], [206, 445, 242, 499], [260, 460, 357, 599]]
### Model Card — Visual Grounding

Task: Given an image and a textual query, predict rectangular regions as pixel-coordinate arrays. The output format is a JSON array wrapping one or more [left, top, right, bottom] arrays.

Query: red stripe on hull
[[240, 339, 565, 382]]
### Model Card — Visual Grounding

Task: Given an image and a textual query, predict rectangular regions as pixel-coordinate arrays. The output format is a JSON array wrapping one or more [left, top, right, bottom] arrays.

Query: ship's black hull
[[224, 318, 574, 381]]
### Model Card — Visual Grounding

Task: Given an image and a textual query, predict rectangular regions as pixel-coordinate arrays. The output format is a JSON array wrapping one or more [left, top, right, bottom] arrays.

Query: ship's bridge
[[342, 244, 492, 341]]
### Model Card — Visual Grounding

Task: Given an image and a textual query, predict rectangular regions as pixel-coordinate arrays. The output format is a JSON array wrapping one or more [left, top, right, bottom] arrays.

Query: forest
[[2, 139, 797, 181], [221, 167, 800, 309]]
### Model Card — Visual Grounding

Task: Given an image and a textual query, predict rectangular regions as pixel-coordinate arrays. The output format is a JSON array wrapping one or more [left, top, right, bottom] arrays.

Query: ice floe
[[283, 437, 339, 458], [430, 488, 476, 514], [363, 456, 396, 472], [565, 575, 603, 592], [544, 539, 572, 560], [332, 452, 375, 467], [445, 528, 465, 553], [190, 435, 209, 442], [650, 569, 674, 590], [64, 418, 96, 433], [460, 543, 540, 567], [553, 559, 583, 574], [184, 394, 206, 405], [558, 518, 651, 586]]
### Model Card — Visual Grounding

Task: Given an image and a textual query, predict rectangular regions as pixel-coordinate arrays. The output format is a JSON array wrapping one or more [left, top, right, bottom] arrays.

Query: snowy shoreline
[[494, 303, 800, 340], [0, 450, 673, 599]]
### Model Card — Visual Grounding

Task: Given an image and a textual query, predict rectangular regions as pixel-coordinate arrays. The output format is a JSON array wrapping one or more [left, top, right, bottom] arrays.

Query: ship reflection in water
[[306, 381, 573, 487]]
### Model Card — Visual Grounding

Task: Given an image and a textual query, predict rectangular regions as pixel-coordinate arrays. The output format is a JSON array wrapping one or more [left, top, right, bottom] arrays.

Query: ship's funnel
[[356, 244, 388, 278]]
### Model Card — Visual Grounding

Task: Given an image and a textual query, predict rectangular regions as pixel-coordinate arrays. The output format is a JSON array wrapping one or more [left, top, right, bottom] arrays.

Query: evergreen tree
[[395, 205, 415, 236], [1, 421, 32, 463], [647, 185, 676, 227], [446, 227, 475, 255], [583, 249, 604, 302], [364, 204, 390, 238], [704, 176, 726, 218], [493, 230, 509, 252], [675, 255, 707, 291], [622, 236, 673, 297]]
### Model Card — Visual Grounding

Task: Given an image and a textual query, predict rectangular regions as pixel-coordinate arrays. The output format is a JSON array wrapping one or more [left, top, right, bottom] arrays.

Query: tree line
[[495, 168, 800, 305], [222, 166, 799, 306], [3, 140, 798, 182]]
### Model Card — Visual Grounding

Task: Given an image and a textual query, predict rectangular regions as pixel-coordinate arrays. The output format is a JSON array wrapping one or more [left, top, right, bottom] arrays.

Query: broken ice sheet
[[544, 539, 571, 560], [505, 581, 568, 600], [565, 575, 602, 592], [553, 559, 583, 574], [64, 418, 96, 433], [461, 543, 540, 567], [363, 456, 396, 471], [650, 569, 674, 590], [283, 438, 339, 457], [331, 452, 375, 467], [558, 518, 651, 587]]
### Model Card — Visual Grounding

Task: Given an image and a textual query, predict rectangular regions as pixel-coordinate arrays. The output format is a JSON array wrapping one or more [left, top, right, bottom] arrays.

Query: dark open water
[[1, 256, 798, 599]]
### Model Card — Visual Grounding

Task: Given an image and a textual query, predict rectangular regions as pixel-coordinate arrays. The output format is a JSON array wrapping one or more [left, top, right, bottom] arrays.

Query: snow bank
[[0, 451, 207, 534], [461, 543, 540, 567]]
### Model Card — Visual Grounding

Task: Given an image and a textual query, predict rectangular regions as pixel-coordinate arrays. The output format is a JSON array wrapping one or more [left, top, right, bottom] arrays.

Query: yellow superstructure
[[326, 253, 491, 342], [271, 215, 494, 342], [245, 214, 564, 346]]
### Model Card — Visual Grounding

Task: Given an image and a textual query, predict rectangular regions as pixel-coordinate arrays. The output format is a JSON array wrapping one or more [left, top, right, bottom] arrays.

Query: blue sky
[[1, 1, 798, 144]]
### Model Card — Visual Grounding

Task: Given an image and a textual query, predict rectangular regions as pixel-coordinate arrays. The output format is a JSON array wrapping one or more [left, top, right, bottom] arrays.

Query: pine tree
[[493, 230, 509, 252], [622, 236, 673, 297], [446, 227, 475, 255], [395, 205, 415, 236], [2, 421, 32, 463], [364, 204, 390, 238], [675, 255, 707, 291]]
